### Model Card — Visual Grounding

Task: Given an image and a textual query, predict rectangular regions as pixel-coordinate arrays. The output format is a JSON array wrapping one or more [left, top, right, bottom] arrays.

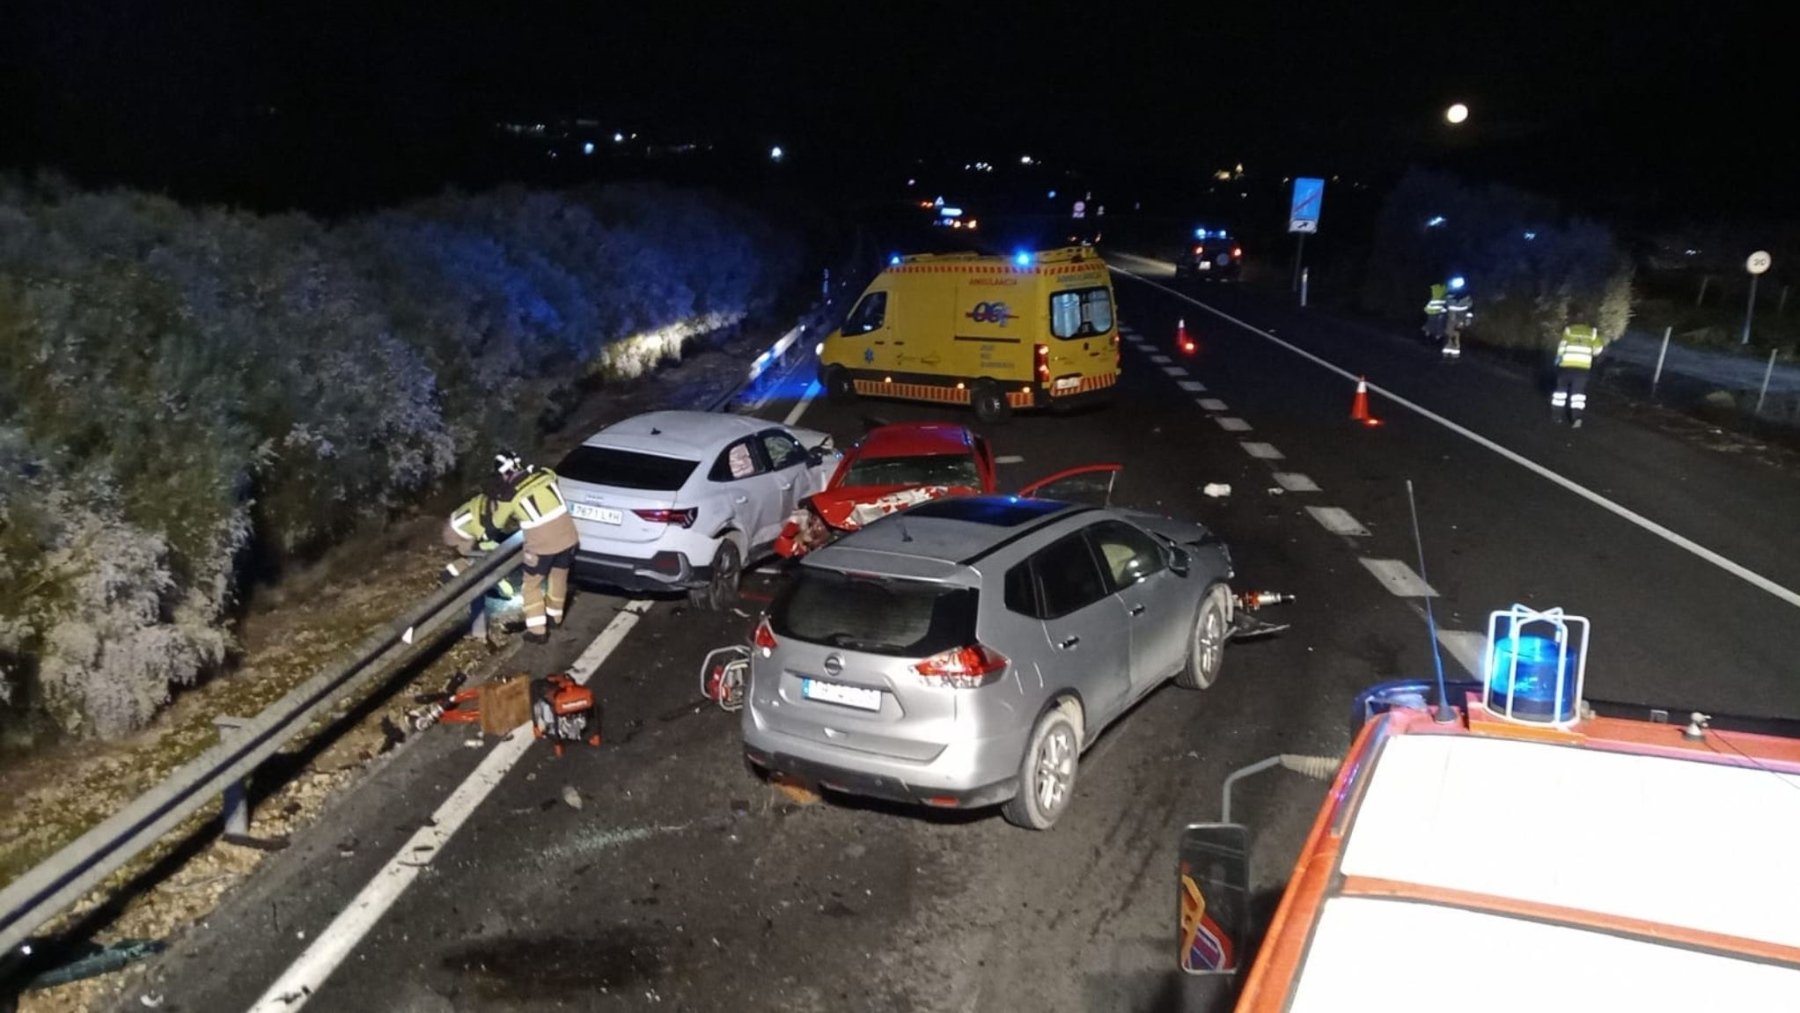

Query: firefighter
[[488, 451, 580, 643], [1442, 277, 1472, 360], [1422, 282, 1448, 347], [1551, 323, 1606, 428], [441, 492, 500, 581]]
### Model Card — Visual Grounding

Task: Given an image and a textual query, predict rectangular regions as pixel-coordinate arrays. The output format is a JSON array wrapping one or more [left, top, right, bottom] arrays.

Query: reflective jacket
[[447, 493, 498, 544], [1555, 324, 1605, 370], [491, 467, 580, 555], [1424, 283, 1448, 315]]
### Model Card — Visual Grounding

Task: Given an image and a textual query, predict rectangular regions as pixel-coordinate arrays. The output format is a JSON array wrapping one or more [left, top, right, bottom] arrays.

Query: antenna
[[1406, 480, 1457, 725], [897, 514, 914, 543]]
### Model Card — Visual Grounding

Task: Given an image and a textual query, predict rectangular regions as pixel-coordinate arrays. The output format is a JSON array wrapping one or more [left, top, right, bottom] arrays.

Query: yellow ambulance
[[818, 247, 1120, 422]]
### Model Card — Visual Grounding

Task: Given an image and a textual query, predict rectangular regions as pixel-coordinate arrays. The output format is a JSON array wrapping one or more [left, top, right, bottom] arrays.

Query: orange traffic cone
[[1349, 376, 1381, 426], [1176, 318, 1196, 355]]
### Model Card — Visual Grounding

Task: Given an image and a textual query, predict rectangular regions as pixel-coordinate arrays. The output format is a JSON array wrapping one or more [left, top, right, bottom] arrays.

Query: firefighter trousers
[[522, 547, 576, 632], [1551, 368, 1590, 421]]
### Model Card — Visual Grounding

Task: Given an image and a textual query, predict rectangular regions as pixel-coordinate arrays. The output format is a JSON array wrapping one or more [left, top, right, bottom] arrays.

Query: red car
[[775, 423, 996, 558]]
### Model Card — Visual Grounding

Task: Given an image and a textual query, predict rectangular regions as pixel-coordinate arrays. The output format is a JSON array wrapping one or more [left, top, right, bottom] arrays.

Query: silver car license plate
[[801, 677, 881, 711], [571, 503, 623, 525]]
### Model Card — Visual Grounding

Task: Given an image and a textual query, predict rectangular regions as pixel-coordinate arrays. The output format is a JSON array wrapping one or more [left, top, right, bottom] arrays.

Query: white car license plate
[[801, 677, 882, 711], [1197, 260, 1211, 271], [1054, 376, 1080, 391], [571, 503, 623, 525]]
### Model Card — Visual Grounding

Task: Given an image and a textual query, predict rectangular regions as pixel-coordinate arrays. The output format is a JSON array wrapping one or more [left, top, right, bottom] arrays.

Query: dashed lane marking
[[1358, 558, 1438, 597], [1273, 472, 1322, 492], [1149, 354, 1172, 364], [1306, 506, 1371, 537], [1435, 629, 1489, 679], [1110, 262, 1800, 612], [1240, 442, 1285, 460], [249, 603, 651, 1011], [1216, 417, 1253, 432], [1178, 380, 1206, 392], [1198, 398, 1228, 412], [1162, 365, 1188, 377], [782, 379, 821, 427]]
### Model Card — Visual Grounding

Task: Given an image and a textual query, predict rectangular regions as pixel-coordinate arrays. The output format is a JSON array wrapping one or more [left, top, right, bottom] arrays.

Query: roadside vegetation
[[0, 178, 799, 740], [1361, 168, 1634, 352]]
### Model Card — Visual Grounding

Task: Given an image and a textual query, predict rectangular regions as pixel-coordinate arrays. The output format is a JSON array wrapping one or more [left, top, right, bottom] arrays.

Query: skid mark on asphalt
[[250, 603, 651, 1011], [1198, 398, 1228, 412], [1178, 380, 1206, 392], [1273, 472, 1322, 492], [1216, 417, 1253, 432], [1306, 506, 1371, 537], [1110, 262, 1800, 612], [1240, 442, 1285, 460], [1358, 559, 1438, 597]]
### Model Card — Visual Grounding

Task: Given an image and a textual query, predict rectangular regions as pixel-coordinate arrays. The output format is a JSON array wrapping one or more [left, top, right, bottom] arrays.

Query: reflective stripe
[[525, 616, 548, 628], [519, 503, 568, 528], [1571, 395, 1588, 407], [545, 607, 564, 618], [1551, 392, 1568, 406], [450, 512, 481, 539]]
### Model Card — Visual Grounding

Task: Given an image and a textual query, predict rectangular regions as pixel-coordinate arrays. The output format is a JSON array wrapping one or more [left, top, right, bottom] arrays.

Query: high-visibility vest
[[492, 468, 569, 531], [448, 494, 495, 542], [1424, 283, 1448, 315], [1556, 324, 1604, 370]]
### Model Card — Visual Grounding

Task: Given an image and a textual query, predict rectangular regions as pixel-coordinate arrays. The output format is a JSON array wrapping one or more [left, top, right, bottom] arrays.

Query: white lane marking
[[1306, 506, 1371, 537], [1216, 417, 1254, 432], [995, 454, 1025, 465], [1120, 327, 1139, 336], [249, 604, 650, 1011], [1178, 380, 1206, 392], [1198, 398, 1229, 412], [1162, 366, 1188, 377], [1149, 354, 1172, 364], [782, 379, 821, 427], [1436, 630, 1489, 679], [1359, 558, 1438, 597], [1273, 472, 1322, 492], [1110, 264, 1800, 612], [1241, 442, 1285, 460]]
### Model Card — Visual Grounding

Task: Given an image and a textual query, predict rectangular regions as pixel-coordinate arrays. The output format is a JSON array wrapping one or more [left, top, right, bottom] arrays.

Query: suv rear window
[[771, 569, 977, 658], [557, 446, 698, 491]]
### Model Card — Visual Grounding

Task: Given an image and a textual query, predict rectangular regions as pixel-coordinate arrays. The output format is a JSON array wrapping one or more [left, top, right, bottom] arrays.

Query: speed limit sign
[[1747, 250, 1772, 275]]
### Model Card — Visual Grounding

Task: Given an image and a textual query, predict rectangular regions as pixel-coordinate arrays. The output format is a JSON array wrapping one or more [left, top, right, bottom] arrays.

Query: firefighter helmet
[[494, 451, 524, 480]]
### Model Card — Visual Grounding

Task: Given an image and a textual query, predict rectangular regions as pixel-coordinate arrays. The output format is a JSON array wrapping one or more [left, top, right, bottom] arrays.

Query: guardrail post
[[213, 716, 252, 836]]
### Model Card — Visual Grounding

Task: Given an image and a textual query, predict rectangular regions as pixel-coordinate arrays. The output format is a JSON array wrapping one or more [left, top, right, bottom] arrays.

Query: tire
[[688, 539, 741, 611], [1176, 584, 1231, 690], [822, 365, 856, 403], [1002, 704, 1082, 830], [971, 380, 1010, 424]]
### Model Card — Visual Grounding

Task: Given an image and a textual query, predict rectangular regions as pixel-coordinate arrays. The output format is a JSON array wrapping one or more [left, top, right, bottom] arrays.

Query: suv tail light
[[1231, 246, 1243, 259], [753, 616, 778, 657], [911, 644, 1008, 689], [1193, 244, 1204, 256], [1033, 343, 1050, 384], [634, 507, 698, 528]]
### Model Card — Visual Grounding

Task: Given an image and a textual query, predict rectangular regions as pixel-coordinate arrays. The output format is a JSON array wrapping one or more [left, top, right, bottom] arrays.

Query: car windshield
[[841, 453, 981, 489], [557, 446, 698, 491], [771, 569, 977, 657]]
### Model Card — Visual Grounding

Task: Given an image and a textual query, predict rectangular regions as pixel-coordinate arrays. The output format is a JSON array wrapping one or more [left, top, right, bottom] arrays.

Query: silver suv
[[741, 494, 1234, 829]]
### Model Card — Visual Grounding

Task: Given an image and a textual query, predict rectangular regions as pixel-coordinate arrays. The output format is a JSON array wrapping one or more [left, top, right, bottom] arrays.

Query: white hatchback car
[[556, 411, 840, 608]]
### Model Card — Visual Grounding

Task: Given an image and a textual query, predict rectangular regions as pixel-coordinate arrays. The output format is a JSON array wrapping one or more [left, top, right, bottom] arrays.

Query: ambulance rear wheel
[[823, 366, 856, 403], [971, 381, 1010, 424]]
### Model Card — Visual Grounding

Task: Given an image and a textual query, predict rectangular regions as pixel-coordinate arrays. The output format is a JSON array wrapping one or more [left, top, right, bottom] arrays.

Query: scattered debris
[[771, 776, 821, 807], [336, 836, 358, 857], [139, 993, 164, 1008], [562, 785, 584, 810], [1267, 487, 1284, 496], [1203, 483, 1231, 498], [222, 833, 292, 853], [842, 843, 867, 860]]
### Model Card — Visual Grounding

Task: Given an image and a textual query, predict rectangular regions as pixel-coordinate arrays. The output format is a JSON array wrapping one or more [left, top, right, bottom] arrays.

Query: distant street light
[[770, 145, 784, 162], [1020, 155, 1034, 165], [1445, 103, 1469, 125]]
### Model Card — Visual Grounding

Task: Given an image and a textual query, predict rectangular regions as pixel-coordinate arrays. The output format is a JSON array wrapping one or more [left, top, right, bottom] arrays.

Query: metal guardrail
[[0, 535, 525, 958], [0, 247, 873, 974]]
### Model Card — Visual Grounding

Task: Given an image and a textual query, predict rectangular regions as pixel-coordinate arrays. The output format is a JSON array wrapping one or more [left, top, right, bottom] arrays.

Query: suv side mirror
[[1178, 823, 1251, 976], [1167, 547, 1191, 577]]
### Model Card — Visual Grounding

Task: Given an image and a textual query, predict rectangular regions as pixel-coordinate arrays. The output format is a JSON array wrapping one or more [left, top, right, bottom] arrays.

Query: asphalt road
[[128, 254, 1800, 1013]]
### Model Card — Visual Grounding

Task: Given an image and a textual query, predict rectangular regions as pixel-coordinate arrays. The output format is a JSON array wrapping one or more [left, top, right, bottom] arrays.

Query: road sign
[[1072, 200, 1087, 219], [1747, 250, 1772, 275], [1288, 177, 1325, 234]]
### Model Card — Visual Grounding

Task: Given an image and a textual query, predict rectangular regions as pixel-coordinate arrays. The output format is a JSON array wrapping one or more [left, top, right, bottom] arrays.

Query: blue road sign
[[1288, 177, 1325, 234]]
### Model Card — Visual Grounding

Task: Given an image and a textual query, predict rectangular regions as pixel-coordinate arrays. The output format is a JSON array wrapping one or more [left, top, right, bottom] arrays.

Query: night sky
[[2, 2, 1787, 218]]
